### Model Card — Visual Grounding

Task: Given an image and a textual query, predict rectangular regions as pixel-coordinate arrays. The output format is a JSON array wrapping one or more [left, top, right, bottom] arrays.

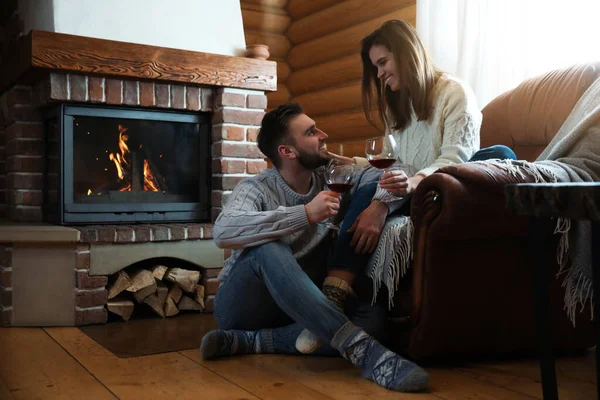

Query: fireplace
[[44, 105, 211, 224], [0, 25, 274, 327]]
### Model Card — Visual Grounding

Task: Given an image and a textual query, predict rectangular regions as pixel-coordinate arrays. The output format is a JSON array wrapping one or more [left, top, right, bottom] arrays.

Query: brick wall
[[74, 243, 108, 325], [0, 73, 268, 223], [0, 245, 12, 326]]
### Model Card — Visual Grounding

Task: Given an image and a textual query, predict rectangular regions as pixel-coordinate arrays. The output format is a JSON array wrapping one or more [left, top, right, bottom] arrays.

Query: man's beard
[[296, 147, 329, 170]]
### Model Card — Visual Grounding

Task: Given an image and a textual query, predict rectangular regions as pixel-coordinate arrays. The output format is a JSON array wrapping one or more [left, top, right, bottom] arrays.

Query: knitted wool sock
[[338, 326, 429, 392], [295, 276, 355, 354], [200, 329, 265, 360]]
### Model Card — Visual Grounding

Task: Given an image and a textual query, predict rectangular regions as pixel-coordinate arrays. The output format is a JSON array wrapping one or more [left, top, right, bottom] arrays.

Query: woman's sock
[[200, 329, 266, 359], [333, 323, 429, 392], [295, 276, 354, 354]]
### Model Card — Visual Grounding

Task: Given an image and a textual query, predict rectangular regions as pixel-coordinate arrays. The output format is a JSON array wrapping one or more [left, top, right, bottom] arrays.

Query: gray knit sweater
[[214, 166, 382, 282]]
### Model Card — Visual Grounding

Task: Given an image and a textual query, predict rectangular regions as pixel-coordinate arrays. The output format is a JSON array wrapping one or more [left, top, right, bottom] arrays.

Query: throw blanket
[[366, 74, 600, 322], [483, 74, 600, 325]]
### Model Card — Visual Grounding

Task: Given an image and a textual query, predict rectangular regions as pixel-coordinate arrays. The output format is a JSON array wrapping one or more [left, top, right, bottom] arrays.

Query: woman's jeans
[[333, 145, 517, 274]]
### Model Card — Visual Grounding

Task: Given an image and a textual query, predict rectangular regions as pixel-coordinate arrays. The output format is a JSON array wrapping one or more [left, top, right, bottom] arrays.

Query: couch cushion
[[481, 63, 600, 161]]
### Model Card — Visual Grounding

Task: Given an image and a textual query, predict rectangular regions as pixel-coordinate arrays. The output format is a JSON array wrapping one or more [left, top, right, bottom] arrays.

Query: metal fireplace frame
[[44, 104, 211, 224]]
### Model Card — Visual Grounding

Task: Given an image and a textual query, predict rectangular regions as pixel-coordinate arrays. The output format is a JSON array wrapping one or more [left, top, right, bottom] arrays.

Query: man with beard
[[200, 103, 429, 393]]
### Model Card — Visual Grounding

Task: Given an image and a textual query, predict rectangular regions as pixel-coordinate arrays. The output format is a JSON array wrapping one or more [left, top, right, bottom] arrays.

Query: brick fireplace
[[0, 7, 275, 326]]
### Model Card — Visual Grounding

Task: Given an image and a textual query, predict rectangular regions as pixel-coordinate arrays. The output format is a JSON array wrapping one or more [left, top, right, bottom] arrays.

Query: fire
[[107, 124, 161, 192], [144, 160, 160, 191], [87, 189, 92, 196]]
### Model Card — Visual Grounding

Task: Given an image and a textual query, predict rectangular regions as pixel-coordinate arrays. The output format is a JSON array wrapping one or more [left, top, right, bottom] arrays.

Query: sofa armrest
[[408, 162, 534, 327], [410, 162, 536, 241]]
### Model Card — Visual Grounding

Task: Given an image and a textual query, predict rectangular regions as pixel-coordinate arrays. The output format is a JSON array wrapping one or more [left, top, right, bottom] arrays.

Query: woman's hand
[[379, 172, 424, 196], [347, 200, 388, 254]]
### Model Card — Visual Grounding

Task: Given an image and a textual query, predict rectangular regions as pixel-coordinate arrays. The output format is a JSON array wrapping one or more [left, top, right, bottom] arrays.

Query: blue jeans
[[214, 240, 388, 355], [333, 145, 517, 273]]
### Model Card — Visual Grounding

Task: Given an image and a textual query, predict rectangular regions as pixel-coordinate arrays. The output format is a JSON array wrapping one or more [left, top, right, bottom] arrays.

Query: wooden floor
[[0, 327, 596, 400]]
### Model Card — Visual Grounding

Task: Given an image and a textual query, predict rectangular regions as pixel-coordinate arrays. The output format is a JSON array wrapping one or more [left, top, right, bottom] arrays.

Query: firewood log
[[107, 297, 135, 321], [151, 265, 168, 281], [127, 269, 156, 303], [167, 283, 183, 304], [107, 270, 132, 299], [143, 293, 166, 318], [194, 285, 206, 309], [164, 297, 179, 317], [133, 282, 157, 303], [178, 295, 204, 311], [127, 269, 155, 292], [165, 268, 200, 292], [156, 281, 168, 305]]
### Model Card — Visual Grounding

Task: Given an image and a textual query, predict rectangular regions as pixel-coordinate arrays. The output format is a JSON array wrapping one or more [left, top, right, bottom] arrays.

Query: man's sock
[[201, 329, 267, 360], [334, 323, 429, 392], [295, 276, 354, 354]]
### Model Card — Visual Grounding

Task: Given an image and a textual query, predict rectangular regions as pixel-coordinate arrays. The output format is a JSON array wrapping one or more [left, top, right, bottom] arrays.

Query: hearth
[[44, 104, 211, 224]]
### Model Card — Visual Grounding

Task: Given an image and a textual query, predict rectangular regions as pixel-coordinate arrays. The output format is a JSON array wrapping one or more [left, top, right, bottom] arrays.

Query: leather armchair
[[394, 63, 600, 361]]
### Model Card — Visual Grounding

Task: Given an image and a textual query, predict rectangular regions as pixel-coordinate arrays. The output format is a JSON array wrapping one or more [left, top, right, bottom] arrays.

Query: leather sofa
[[394, 63, 600, 361]]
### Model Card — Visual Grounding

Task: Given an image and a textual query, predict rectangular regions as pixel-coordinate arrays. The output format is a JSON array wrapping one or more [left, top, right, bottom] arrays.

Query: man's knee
[[245, 241, 295, 268]]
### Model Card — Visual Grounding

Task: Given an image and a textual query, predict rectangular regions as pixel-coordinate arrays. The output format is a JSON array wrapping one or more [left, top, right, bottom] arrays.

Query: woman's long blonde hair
[[361, 20, 442, 132]]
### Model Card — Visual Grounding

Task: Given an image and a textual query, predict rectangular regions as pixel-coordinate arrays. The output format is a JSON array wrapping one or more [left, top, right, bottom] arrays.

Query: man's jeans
[[214, 241, 388, 355]]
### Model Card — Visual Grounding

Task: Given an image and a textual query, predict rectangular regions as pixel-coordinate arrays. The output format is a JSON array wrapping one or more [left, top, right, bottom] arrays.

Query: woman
[[296, 19, 516, 353]]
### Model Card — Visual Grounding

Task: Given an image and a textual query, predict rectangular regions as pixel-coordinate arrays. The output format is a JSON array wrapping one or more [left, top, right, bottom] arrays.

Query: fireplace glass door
[[45, 105, 211, 224]]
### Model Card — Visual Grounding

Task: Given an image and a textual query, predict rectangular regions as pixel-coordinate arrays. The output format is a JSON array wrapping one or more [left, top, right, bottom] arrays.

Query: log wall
[[287, 0, 416, 157], [241, 0, 291, 110]]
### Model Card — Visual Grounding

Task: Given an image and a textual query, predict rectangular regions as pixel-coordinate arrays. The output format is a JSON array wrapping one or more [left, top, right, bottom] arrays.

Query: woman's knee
[[487, 145, 517, 160], [470, 145, 517, 161]]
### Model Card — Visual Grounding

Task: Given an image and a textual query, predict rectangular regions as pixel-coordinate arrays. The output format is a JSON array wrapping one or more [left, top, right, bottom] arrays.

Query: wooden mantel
[[3, 30, 277, 94]]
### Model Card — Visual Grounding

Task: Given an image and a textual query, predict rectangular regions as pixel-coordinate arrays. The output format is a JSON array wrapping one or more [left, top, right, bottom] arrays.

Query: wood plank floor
[[0, 326, 595, 400]]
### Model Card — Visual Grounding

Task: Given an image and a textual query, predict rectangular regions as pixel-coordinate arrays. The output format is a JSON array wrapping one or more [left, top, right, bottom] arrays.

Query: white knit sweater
[[355, 74, 482, 202]]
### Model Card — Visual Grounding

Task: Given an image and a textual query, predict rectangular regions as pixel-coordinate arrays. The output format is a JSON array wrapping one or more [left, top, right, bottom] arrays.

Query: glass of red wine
[[366, 135, 399, 170], [322, 160, 356, 231]]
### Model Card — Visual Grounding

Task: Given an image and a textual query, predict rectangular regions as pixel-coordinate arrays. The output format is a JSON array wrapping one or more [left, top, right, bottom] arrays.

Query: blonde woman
[[297, 20, 515, 353]]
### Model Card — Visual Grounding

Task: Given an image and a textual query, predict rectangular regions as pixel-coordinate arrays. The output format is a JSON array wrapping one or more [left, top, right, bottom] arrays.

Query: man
[[200, 103, 429, 392]]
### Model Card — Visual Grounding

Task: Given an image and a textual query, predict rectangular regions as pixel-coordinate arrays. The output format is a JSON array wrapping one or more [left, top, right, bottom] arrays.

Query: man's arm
[[213, 180, 309, 249]]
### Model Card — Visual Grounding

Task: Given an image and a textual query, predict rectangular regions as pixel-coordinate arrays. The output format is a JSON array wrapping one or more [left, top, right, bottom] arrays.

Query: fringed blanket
[[366, 214, 413, 309], [366, 73, 600, 324]]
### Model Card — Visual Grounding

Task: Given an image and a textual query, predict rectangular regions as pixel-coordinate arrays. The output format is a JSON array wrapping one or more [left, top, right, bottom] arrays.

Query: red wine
[[328, 183, 355, 193], [368, 158, 396, 169]]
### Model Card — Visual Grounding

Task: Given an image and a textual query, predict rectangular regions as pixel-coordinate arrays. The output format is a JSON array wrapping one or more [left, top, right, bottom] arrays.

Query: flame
[[144, 160, 160, 191], [106, 124, 161, 192], [87, 189, 92, 196]]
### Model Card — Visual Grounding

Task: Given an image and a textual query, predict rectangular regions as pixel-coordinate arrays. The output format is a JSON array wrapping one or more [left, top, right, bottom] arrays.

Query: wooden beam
[[315, 109, 382, 141], [287, 0, 343, 20], [267, 84, 290, 108], [245, 30, 291, 60], [288, 6, 416, 70], [287, 53, 362, 96], [3, 30, 277, 94], [242, 0, 288, 9], [241, 2, 288, 16], [273, 59, 290, 82], [288, 0, 415, 44], [292, 82, 361, 117], [241, 9, 290, 34]]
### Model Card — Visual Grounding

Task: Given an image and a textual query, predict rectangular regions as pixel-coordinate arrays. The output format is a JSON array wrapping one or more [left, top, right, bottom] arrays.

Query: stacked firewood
[[106, 265, 211, 321]]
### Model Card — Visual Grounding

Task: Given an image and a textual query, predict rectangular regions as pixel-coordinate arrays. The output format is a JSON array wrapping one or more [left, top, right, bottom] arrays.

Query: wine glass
[[322, 160, 356, 231], [365, 135, 399, 170]]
